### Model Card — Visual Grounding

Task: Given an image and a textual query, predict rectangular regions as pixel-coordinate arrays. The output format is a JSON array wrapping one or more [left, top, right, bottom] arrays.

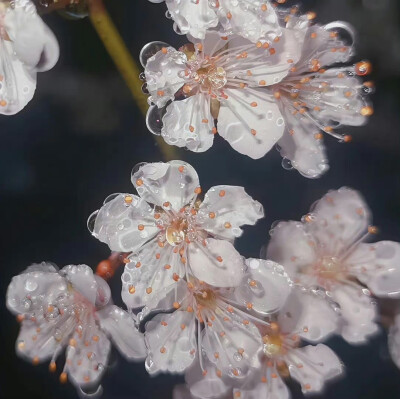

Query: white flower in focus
[[89, 161, 264, 310], [143, 30, 302, 159], [143, 261, 291, 377], [6, 262, 146, 393], [266, 187, 400, 344], [389, 313, 400, 370], [148, 0, 281, 43], [0, 0, 59, 115], [272, 14, 374, 177]]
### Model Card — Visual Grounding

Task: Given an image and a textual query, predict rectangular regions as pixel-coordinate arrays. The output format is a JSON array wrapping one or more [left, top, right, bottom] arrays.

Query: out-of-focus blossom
[[389, 313, 400, 370], [272, 12, 374, 177], [0, 0, 59, 115], [142, 31, 302, 159], [6, 263, 146, 393], [147, 0, 281, 43], [143, 258, 291, 377], [266, 187, 400, 344], [89, 161, 264, 310]]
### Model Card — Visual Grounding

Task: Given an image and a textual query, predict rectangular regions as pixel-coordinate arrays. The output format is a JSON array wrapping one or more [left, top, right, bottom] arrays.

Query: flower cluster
[[143, 3, 373, 177], [4, 1, 400, 399]]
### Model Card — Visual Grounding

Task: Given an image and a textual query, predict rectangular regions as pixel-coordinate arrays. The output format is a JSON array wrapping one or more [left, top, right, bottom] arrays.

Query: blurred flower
[[272, 12, 374, 177], [89, 161, 264, 311], [148, 0, 281, 43], [266, 187, 400, 344], [143, 31, 301, 159], [389, 313, 400, 370], [6, 262, 146, 393], [0, 0, 59, 115], [143, 258, 291, 377]]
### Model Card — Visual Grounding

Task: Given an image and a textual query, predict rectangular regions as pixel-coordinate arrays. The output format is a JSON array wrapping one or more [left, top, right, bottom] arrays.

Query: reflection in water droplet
[[139, 41, 170, 67]]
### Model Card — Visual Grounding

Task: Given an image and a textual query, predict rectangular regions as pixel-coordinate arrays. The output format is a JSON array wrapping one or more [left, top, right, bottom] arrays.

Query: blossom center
[[315, 255, 346, 280], [196, 65, 227, 91], [193, 288, 217, 309], [165, 218, 188, 246], [262, 333, 284, 357]]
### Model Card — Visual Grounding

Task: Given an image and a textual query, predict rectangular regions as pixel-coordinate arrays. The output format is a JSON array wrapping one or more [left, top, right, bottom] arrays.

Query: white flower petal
[[185, 357, 231, 399], [389, 314, 400, 370], [234, 259, 291, 315], [266, 221, 318, 278], [36, 24, 60, 72], [173, 384, 194, 399], [237, 370, 289, 399], [198, 185, 264, 240], [276, 109, 329, 178], [16, 319, 59, 363], [188, 31, 228, 56], [218, 89, 284, 159], [61, 264, 98, 305], [6, 262, 66, 315], [92, 193, 158, 252], [121, 244, 185, 310], [132, 161, 200, 211], [332, 285, 378, 344], [145, 310, 197, 374], [65, 327, 111, 390], [288, 344, 342, 393], [217, 0, 280, 43], [96, 305, 146, 360], [307, 187, 371, 256], [145, 46, 187, 107], [278, 290, 338, 342], [202, 314, 262, 378], [347, 241, 400, 298], [187, 238, 245, 288], [164, 0, 218, 39], [161, 95, 215, 152]]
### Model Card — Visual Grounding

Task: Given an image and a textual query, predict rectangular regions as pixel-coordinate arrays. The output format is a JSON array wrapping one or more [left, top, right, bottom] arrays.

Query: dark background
[[0, 0, 399, 398]]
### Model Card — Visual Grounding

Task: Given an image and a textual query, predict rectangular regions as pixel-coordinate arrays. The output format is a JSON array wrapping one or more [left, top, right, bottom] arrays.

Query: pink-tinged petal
[[96, 305, 146, 360], [276, 109, 329, 178], [145, 310, 197, 374], [65, 326, 111, 390], [173, 384, 194, 399], [236, 370, 290, 399], [234, 259, 291, 315], [217, 0, 280, 43], [4, 1, 56, 68], [187, 238, 245, 288], [121, 244, 185, 310], [15, 319, 59, 363], [307, 187, 371, 256], [332, 285, 378, 344], [389, 314, 400, 370], [198, 185, 264, 240], [91, 193, 158, 253], [278, 290, 338, 342], [266, 221, 318, 278], [217, 89, 284, 159], [132, 161, 200, 211], [61, 264, 98, 305], [144, 46, 187, 107], [161, 95, 215, 152], [6, 262, 66, 316], [202, 313, 262, 378], [164, 0, 218, 39], [347, 241, 400, 298], [185, 357, 231, 399], [288, 344, 343, 393]]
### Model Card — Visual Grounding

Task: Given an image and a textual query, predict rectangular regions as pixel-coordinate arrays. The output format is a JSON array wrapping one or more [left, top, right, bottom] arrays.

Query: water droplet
[[281, 158, 293, 170], [233, 352, 243, 362], [25, 279, 38, 292], [87, 211, 99, 235], [139, 41, 170, 67], [146, 105, 164, 136]]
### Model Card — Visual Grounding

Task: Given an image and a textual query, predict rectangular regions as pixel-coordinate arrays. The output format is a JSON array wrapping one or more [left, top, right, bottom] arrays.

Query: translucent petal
[[132, 161, 200, 211], [187, 238, 245, 288], [217, 89, 284, 159], [92, 193, 158, 253], [97, 305, 146, 360], [198, 185, 264, 240], [389, 314, 400, 370], [234, 259, 291, 315], [145, 310, 197, 374]]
